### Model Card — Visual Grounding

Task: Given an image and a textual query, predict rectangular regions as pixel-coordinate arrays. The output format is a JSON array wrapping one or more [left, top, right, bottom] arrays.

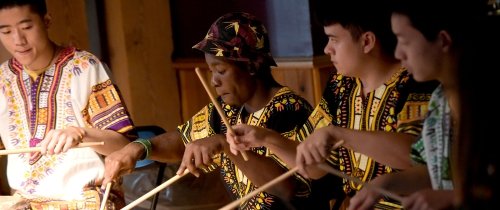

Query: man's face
[[323, 24, 364, 77], [204, 54, 256, 106], [0, 5, 51, 68], [391, 14, 444, 82]]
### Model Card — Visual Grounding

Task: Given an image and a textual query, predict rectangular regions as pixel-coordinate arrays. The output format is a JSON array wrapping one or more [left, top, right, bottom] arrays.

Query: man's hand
[[39, 127, 85, 155], [176, 134, 225, 177], [102, 142, 144, 187]]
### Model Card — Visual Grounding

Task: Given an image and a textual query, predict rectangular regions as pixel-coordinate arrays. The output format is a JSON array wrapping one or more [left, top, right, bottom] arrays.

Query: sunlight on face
[[0, 5, 51, 68]]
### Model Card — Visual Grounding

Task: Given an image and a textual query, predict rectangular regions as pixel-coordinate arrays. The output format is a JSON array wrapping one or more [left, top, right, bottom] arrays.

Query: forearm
[[148, 131, 185, 163], [227, 150, 296, 200], [81, 127, 130, 155], [328, 126, 415, 169], [379, 165, 431, 195], [262, 131, 298, 168]]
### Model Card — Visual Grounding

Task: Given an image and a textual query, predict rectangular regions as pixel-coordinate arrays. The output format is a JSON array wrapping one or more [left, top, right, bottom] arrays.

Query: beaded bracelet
[[132, 138, 152, 160]]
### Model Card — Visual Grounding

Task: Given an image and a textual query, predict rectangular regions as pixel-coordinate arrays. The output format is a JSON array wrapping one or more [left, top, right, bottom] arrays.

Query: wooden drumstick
[[218, 140, 345, 210], [219, 167, 298, 210], [100, 182, 112, 210], [0, 142, 104, 156], [194, 67, 249, 161], [317, 163, 403, 202], [121, 169, 190, 210]]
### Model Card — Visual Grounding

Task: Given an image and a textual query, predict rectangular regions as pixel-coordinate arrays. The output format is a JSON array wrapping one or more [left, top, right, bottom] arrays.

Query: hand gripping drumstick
[[100, 182, 112, 210], [219, 140, 345, 210], [317, 163, 403, 202], [0, 142, 105, 155], [194, 67, 249, 161], [121, 169, 189, 210]]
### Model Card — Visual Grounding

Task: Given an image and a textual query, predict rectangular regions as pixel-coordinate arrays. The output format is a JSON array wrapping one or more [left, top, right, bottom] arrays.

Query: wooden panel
[[46, 0, 89, 49], [177, 62, 212, 123], [103, 0, 181, 131]]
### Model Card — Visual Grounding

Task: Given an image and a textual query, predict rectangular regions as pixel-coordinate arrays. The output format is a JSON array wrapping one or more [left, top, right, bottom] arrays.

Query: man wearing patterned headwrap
[[104, 12, 325, 209]]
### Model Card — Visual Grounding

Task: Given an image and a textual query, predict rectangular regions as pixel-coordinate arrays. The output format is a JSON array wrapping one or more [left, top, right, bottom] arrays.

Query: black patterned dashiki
[[178, 87, 313, 210], [296, 69, 437, 209]]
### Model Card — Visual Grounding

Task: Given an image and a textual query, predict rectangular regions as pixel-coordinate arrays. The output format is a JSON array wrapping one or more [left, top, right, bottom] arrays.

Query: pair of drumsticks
[[120, 67, 403, 210]]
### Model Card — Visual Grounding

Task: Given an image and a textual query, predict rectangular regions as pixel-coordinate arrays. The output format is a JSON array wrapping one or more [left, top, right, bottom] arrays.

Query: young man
[[347, 1, 488, 209], [103, 12, 320, 209], [227, 0, 437, 208], [0, 0, 134, 209]]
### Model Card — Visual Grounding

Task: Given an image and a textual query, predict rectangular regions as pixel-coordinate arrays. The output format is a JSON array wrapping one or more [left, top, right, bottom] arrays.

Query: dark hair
[[313, 0, 397, 57], [0, 0, 47, 17]]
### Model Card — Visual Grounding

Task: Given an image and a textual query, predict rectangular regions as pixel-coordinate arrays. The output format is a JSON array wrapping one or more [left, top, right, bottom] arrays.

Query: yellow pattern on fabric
[[177, 87, 312, 210], [295, 69, 435, 209]]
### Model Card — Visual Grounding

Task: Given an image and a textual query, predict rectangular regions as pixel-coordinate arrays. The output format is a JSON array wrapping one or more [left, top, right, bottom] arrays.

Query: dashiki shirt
[[178, 87, 313, 210], [0, 47, 134, 209], [411, 85, 453, 190], [296, 68, 437, 209]]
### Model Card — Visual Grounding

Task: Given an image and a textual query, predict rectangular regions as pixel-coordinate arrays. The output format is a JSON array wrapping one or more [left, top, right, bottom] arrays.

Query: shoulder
[[271, 87, 313, 112], [70, 48, 102, 66], [395, 69, 439, 101], [0, 59, 20, 87], [59, 47, 108, 77]]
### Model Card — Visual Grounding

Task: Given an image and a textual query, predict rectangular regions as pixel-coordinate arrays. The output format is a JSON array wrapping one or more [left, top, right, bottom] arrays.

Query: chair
[[125, 125, 166, 210]]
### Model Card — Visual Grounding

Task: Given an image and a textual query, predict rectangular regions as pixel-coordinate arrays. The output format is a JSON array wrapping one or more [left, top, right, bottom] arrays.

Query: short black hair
[[313, 0, 397, 57], [0, 0, 47, 17]]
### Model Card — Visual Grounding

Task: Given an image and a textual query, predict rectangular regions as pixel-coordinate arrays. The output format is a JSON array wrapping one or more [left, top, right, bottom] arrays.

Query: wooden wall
[[102, 0, 181, 131]]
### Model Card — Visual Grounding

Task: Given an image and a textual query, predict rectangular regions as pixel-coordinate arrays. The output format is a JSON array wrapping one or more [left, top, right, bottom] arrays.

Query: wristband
[[132, 138, 152, 160]]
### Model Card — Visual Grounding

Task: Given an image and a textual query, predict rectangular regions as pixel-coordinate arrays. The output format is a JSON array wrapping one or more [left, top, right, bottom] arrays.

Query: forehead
[[391, 14, 414, 35], [323, 23, 351, 37], [0, 5, 39, 25]]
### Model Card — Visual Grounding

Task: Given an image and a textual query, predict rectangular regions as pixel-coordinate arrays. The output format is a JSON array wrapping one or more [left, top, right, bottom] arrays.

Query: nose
[[394, 44, 405, 61], [13, 30, 27, 46], [211, 73, 221, 87], [324, 42, 334, 56]]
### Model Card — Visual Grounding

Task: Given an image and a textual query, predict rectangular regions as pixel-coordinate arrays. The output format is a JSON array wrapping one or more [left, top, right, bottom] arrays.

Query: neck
[[358, 56, 401, 95], [25, 43, 57, 79], [244, 78, 281, 113]]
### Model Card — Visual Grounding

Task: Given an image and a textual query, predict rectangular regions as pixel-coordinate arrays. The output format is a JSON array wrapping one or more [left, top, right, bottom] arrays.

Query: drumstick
[[194, 67, 249, 161], [0, 142, 104, 156], [100, 182, 112, 210], [219, 140, 345, 210], [121, 169, 190, 210], [317, 163, 403, 202], [219, 167, 298, 210]]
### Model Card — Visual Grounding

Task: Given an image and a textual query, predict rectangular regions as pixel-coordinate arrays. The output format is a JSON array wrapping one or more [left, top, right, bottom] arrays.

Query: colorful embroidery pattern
[[178, 87, 312, 210], [0, 47, 133, 206]]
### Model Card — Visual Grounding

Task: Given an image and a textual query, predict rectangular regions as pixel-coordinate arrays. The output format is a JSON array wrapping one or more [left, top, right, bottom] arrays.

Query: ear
[[43, 14, 52, 28], [248, 62, 259, 76], [438, 30, 453, 53], [361, 31, 376, 53]]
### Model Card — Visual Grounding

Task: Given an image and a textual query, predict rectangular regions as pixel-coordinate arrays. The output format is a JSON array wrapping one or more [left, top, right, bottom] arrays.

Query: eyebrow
[[0, 19, 33, 29]]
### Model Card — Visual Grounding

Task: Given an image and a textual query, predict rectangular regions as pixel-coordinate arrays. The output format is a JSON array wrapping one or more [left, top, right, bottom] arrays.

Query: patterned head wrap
[[193, 12, 277, 66]]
